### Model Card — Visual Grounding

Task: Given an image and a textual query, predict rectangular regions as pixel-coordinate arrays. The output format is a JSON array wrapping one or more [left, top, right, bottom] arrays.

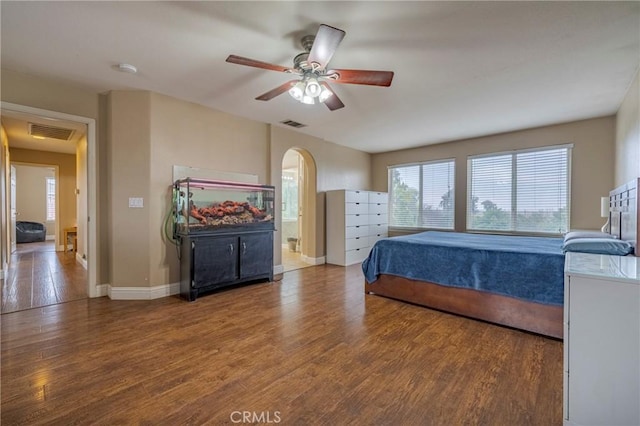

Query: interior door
[[10, 165, 16, 253]]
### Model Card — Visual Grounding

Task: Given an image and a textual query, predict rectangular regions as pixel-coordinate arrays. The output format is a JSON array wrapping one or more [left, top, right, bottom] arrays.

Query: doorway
[[0, 101, 98, 311], [281, 149, 313, 272]]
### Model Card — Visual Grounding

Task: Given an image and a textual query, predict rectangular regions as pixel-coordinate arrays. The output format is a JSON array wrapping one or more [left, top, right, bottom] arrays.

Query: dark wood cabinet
[[180, 230, 273, 301]]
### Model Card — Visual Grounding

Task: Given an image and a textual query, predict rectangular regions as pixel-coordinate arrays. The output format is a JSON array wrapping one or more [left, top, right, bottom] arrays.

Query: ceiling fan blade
[[327, 69, 394, 87], [320, 82, 345, 111], [226, 55, 292, 73], [255, 80, 297, 101], [308, 24, 346, 69]]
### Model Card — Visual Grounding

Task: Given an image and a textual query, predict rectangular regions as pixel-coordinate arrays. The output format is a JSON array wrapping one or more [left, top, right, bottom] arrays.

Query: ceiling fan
[[226, 24, 394, 111]]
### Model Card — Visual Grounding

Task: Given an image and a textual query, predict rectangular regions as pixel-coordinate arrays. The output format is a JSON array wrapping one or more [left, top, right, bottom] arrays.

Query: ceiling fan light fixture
[[304, 77, 321, 97], [318, 86, 333, 103], [226, 24, 393, 111], [301, 95, 316, 105], [288, 81, 305, 101]]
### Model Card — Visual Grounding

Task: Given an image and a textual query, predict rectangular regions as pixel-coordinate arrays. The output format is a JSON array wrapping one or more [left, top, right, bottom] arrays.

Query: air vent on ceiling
[[28, 123, 75, 141], [280, 120, 306, 128]]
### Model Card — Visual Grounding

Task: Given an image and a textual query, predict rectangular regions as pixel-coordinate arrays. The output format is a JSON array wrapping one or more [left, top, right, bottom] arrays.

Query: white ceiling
[[1, 1, 638, 154]]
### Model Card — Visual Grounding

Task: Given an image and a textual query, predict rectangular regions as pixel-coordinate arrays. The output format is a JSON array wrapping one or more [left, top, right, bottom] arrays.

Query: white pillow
[[564, 231, 616, 243]]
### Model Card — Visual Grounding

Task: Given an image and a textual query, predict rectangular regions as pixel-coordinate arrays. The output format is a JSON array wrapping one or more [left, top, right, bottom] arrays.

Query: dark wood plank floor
[[1, 241, 87, 314], [1, 264, 562, 425]]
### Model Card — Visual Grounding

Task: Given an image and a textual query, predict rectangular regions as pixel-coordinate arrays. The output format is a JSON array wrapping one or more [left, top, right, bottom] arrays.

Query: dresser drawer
[[345, 247, 369, 265], [345, 190, 368, 203], [345, 225, 369, 239], [346, 236, 369, 251], [369, 223, 387, 235], [368, 192, 387, 204], [369, 202, 387, 215], [368, 213, 388, 225], [345, 202, 369, 215], [346, 214, 369, 227], [369, 234, 387, 246]]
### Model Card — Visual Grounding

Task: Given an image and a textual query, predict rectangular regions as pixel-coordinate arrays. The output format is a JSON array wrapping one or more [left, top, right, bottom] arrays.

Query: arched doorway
[[281, 148, 315, 272]]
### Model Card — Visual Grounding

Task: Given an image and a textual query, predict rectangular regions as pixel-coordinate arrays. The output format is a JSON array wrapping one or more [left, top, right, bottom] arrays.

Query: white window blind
[[389, 159, 455, 229], [46, 177, 55, 221], [467, 145, 571, 234]]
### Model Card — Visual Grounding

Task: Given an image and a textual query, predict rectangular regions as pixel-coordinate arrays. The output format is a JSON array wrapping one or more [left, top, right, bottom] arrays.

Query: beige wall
[[615, 70, 640, 186], [372, 116, 615, 232], [108, 91, 151, 287], [13, 164, 55, 236], [9, 148, 77, 242], [270, 126, 371, 262]]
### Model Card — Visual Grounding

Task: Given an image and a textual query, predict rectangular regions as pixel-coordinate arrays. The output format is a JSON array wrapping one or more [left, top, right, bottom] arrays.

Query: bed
[[363, 178, 639, 340]]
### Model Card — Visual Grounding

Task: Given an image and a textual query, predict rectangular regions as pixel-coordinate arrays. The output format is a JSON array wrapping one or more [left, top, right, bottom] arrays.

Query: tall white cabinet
[[326, 190, 388, 266], [563, 252, 640, 426]]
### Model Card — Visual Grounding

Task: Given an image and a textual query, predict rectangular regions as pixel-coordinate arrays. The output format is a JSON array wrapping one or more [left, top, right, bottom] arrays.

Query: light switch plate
[[129, 197, 144, 208]]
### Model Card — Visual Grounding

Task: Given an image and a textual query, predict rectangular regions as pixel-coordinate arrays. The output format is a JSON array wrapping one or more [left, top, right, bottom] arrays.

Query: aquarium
[[174, 178, 275, 236]]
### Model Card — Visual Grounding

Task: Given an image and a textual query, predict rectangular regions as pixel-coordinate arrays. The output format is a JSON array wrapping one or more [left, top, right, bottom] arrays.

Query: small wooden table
[[63, 226, 77, 252]]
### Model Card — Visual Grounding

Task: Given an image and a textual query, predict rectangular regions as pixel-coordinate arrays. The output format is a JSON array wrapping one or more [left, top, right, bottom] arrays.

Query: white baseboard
[[46, 235, 55, 241], [96, 284, 109, 297], [75, 253, 88, 269], [108, 282, 180, 300], [273, 264, 284, 275], [301, 255, 325, 265], [0, 269, 3, 280]]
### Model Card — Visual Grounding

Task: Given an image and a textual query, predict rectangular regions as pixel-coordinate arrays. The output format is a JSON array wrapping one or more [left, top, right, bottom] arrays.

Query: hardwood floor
[[1, 264, 563, 425], [1, 241, 87, 314]]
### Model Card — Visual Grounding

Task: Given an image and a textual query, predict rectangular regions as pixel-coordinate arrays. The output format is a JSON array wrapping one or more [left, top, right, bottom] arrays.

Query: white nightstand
[[564, 252, 640, 426]]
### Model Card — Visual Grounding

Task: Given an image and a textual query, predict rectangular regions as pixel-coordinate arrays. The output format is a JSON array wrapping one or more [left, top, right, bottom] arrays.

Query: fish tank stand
[[174, 178, 275, 301]]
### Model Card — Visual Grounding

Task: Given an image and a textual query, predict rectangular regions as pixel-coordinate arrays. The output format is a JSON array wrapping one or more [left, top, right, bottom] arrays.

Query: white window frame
[[388, 158, 456, 231], [466, 144, 572, 235]]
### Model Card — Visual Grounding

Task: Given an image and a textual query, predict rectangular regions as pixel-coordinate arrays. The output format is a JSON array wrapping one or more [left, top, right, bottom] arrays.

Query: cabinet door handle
[[242, 242, 247, 255], [229, 244, 234, 255]]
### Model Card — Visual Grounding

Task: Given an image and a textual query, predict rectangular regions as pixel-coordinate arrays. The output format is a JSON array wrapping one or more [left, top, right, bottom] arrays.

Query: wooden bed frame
[[365, 178, 639, 340]]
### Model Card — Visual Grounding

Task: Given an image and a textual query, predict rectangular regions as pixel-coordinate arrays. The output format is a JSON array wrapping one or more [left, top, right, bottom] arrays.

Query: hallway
[[1, 241, 86, 314]]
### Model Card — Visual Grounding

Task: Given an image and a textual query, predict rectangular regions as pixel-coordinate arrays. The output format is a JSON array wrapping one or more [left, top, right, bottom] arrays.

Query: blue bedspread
[[362, 231, 565, 306]]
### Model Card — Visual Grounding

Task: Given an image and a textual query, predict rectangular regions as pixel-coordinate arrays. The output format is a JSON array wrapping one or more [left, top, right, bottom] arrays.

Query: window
[[389, 159, 455, 230], [46, 177, 56, 221], [467, 145, 571, 234], [281, 170, 298, 221]]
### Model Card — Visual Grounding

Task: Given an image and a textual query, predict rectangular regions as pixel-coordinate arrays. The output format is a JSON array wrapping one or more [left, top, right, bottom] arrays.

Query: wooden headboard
[[609, 177, 639, 256]]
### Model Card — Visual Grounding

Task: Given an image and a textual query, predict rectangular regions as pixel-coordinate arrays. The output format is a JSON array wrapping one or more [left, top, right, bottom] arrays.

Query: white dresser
[[563, 252, 640, 426], [326, 190, 388, 266]]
